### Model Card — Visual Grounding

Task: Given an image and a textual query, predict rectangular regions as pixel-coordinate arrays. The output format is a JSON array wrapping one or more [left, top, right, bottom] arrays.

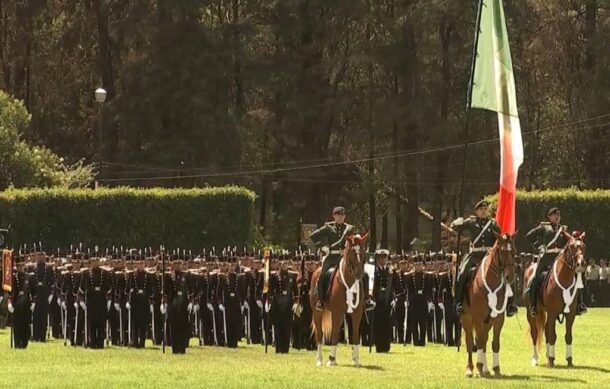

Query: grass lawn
[[1, 309, 609, 388]]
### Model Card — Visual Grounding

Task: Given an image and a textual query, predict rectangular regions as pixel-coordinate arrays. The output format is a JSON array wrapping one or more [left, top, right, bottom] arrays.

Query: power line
[[98, 115, 610, 183]]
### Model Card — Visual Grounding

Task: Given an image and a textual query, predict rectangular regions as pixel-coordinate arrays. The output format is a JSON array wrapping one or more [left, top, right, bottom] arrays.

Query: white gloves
[[30, 303, 36, 312], [292, 303, 303, 317], [243, 301, 250, 310], [62, 301, 67, 310], [126, 302, 131, 310], [390, 299, 397, 309], [218, 304, 225, 312], [427, 302, 434, 312], [321, 246, 330, 256], [160, 303, 167, 315], [256, 300, 263, 309], [150, 304, 154, 314], [8, 303, 14, 313], [80, 301, 87, 311], [438, 302, 445, 311], [114, 303, 120, 311], [207, 303, 214, 311], [107, 300, 112, 311], [57, 297, 62, 307], [187, 302, 193, 313], [0, 296, 3, 305], [193, 304, 199, 313], [48, 294, 54, 304], [74, 302, 78, 310], [265, 302, 271, 313]]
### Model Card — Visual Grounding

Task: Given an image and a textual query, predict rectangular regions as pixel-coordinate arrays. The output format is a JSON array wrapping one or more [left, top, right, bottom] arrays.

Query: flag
[[471, 0, 523, 234], [2, 249, 12, 292]]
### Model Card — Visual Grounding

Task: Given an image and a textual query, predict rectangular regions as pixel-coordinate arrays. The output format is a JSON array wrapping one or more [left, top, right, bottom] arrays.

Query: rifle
[[161, 246, 166, 354]]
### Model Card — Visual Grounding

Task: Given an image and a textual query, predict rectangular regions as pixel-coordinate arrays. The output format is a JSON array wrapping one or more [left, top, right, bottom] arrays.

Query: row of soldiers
[[2, 246, 469, 353], [585, 259, 610, 307]]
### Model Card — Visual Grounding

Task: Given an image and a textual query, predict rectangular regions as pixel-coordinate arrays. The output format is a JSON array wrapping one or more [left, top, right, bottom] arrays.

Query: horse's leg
[[327, 311, 342, 367], [350, 311, 362, 365], [473, 321, 489, 377], [565, 313, 576, 367], [462, 315, 475, 378], [545, 313, 557, 367], [491, 318, 504, 377], [350, 310, 362, 367], [313, 311, 324, 367], [527, 311, 539, 366]]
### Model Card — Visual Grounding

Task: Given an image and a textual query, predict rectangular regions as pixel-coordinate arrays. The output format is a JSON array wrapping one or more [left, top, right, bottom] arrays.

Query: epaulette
[[541, 222, 550, 226]]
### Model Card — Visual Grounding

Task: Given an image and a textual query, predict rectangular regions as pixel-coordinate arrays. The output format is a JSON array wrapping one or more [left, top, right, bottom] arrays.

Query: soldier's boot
[[576, 291, 587, 316], [455, 275, 465, 316], [529, 281, 538, 316], [364, 295, 376, 311], [506, 297, 518, 317]]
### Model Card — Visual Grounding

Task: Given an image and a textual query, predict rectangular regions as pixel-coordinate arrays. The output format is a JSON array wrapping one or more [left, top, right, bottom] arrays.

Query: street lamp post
[[94, 88, 107, 188]]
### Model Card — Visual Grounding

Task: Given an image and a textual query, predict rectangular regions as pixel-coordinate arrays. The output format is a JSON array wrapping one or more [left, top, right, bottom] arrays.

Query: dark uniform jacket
[[310, 222, 353, 263], [525, 222, 568, 254]]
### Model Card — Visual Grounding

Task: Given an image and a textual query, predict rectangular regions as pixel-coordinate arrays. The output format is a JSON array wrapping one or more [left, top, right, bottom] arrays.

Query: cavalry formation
[[0, 205, 590, 379]]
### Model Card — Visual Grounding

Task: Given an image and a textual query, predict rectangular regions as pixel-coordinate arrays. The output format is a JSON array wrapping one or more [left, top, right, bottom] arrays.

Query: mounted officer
[[310, 206, 375, 312], [450, 200, 518, 317], [526, 207, 587, 316]]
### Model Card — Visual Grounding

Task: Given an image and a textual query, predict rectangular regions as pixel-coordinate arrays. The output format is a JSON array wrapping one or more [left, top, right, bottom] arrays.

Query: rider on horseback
[[526, 207, 587, 316], [310, 206, 375, 312], [450, 200, 519, 317]]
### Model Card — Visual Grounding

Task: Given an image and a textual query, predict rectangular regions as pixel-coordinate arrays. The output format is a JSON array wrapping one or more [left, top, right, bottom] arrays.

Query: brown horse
[[460, 233, 517, 378], [523, 231, 586, 367], [309, 233, 367, 367]]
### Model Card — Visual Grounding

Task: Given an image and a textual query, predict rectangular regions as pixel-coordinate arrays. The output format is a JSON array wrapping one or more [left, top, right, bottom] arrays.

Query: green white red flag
[[471, 0, 523, 234]]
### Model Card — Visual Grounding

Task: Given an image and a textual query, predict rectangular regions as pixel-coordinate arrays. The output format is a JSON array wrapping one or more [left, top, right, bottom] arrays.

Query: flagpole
[[455, 0, 484, 352]]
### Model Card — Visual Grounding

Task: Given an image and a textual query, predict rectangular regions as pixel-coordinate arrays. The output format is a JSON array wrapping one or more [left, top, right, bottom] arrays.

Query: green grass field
[[1, 309, 609, 389]]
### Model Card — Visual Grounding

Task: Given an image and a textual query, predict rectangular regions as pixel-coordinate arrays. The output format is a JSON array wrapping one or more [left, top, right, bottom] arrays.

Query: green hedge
[[0, 187, 255, 250], [485, 189, 610, 258]]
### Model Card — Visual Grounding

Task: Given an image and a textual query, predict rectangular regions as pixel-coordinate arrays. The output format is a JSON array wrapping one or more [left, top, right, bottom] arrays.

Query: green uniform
[[450, 216, 500, 305], [525, 222, 568, 308], [310, 221, 353, 300]]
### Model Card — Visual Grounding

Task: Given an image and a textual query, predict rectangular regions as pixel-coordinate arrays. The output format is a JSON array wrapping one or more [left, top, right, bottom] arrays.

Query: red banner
[[2, 249, 12, 292]]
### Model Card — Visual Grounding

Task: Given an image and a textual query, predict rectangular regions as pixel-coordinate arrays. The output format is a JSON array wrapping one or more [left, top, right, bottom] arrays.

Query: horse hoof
[[531, 358, 538, 367], [547, 360, 555, 368], [465, 369, 473, 378], [316, 360, 323, 367], [567, 359, 574, 368], [327, 360, 337, 367], [354, 362, 361, 368], [493, 367, 501, 377]]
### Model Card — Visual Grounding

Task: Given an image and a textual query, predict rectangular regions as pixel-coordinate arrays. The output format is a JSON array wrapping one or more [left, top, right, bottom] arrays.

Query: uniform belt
[[546, 248, 562, 253], [471, 246, 492, 253], [329, 250, 342, 255]]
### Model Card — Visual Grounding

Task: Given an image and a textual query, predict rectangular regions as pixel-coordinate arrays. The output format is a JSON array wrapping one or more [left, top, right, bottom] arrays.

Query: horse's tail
[[534, 309, 546, 352], [321, 310, 332, 344]]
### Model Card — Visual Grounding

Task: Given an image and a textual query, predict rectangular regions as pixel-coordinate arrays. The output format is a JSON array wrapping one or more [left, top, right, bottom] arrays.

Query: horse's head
[[493, 232, 517, 284], [563, 230, 587, 273], [344, 232, 369, 279]]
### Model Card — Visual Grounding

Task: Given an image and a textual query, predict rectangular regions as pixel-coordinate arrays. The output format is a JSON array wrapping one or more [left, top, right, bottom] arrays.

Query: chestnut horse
[[309, 234, 367, 367], [460, 234, 517, 378], [523, 232, 586, 367]]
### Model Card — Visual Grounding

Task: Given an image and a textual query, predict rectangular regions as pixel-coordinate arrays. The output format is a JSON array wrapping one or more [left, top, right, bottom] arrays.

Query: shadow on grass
[[486, 374, 586, 384], [553, 365, 610, 373], [357, 365, 385, 371]]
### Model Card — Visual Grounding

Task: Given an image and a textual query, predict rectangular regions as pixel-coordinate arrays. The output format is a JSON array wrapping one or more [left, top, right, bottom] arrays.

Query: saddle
[[525, 268, 551, 293], [320, 265, 338, 302]]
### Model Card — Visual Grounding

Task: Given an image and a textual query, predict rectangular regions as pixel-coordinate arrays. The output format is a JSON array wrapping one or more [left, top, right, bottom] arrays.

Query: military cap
[[375, 249, 390, 256], [547, 207, 560, 216], [332, 206, 346, 214], [475, 200, 489, 210]]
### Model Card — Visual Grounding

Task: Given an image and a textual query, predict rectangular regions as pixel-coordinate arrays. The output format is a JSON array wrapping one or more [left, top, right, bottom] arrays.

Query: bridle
[[559, 239, 585, 271], [486, 235, 515, 283]]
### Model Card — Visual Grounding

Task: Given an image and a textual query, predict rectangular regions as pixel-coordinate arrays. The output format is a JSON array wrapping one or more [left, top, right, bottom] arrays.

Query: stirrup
[[456, 303, 464, 315], [576, 303, 587, 316], [529, 305, 537, 316], [506, 304, 518, 317], [316, 300, 324, 311]]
